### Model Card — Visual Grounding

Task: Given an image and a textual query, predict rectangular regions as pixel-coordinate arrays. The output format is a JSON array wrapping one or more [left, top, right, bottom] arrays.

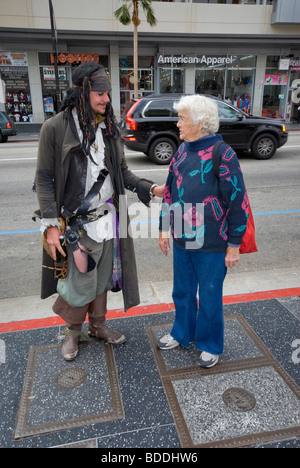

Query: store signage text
[[157, 54, 234, 66], [43, 67, 66, 81], [0, 52, 28, 67], [291, 79, 300, 104], [50, 53, 100, 65], [264, 74, 288, 85]]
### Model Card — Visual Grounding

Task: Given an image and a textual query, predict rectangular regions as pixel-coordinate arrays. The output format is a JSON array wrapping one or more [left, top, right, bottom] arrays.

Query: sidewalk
[[0, 279, 299, 448], [8, 132, 40, 142], [7, 122, 300, 143]]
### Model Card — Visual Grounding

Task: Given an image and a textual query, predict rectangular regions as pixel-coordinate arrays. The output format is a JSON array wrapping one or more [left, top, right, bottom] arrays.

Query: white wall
[[1, 0, 299, 36]]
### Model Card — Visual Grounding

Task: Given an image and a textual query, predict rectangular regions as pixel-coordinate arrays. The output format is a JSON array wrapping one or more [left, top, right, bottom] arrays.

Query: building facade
[[0, 0, 299, 130]]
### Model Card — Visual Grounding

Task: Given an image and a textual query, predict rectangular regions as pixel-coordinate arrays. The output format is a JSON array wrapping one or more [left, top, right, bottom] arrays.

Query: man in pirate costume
[[34, 63, 164, 361]]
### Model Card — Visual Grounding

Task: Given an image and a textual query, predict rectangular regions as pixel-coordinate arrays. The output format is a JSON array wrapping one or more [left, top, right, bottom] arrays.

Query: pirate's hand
[[46, 226, 66, 261]]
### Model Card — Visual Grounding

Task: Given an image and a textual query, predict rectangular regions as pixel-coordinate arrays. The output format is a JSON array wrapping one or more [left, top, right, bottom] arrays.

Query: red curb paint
[[0, 287, 299, 334]]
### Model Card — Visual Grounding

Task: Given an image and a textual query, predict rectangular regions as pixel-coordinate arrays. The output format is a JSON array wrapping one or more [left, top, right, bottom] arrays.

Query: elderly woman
[[158, 95, 248, 368]]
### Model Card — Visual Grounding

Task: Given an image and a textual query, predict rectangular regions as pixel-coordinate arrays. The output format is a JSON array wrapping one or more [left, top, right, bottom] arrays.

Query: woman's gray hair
[[174, 94, 219, 134]]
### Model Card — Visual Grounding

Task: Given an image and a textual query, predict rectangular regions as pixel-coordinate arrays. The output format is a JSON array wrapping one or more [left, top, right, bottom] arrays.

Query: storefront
[[157, 54, 256, 115], [155, 53, 299, 122], [114, 53, 256, 116], [263, 55, 300, 122], [263, 56, 289, 119], [38, 52, 109, 118], [0, 48, 299, 127]]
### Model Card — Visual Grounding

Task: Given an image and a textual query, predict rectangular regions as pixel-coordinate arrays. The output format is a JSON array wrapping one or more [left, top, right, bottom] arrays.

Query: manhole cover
[[56, 368, 88, 389], [222, 387, 256, 413]]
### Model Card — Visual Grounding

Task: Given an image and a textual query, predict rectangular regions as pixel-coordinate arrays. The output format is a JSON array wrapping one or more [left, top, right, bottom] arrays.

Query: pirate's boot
[[88, 292, 126, 344], [53, 296, 89, 361], [61, 327, 81, 361]]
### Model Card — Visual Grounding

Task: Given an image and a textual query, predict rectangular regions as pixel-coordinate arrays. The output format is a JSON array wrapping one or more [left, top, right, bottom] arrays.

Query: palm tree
[[114, 0, 157, 98]]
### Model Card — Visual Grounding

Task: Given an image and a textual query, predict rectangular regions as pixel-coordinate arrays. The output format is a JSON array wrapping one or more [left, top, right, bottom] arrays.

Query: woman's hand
[[225, 246, 240, 268], [159, 231, 170, 256], [46, 226, 66, 261], [152, 184, 165, 198]]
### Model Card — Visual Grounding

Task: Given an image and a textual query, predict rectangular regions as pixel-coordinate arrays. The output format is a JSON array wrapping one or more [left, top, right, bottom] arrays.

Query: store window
[[120, 56, 154, 112], [225, 69, 254, 113], [0, 52, 32, 123], [263, 56, 288, 119], [40, 65, 71, 118], [158, 55, 185, 95], [195, 68, 225, 97], [195, 55, 255, 113], [225, 55, 255, 113], [159, 67, 185, 94]]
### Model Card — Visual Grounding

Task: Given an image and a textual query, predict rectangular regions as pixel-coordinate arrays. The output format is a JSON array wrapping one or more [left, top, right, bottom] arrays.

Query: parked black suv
[[120, 94, 288, 164], [0, 111, 17, 142]]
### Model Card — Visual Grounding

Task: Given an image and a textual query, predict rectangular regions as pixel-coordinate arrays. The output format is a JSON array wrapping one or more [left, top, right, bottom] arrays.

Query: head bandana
[[89, 68, 111, 92]]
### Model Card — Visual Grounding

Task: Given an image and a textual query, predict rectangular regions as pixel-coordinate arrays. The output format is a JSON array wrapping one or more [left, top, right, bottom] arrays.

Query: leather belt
[[77, 168, 109, 216], [62, 168, 109, 219]]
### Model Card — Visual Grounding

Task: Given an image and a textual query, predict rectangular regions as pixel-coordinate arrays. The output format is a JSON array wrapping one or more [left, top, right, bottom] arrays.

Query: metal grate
[[55, 368, 88, 389], [222, 387, 257, 412]]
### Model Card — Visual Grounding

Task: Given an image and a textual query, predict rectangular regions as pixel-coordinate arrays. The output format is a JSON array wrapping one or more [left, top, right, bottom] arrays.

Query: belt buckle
[[87, 212, 98, 221], [99, 169, 108, 179]]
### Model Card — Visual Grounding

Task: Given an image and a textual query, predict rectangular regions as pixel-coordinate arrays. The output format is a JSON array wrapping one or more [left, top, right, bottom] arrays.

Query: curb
[[1, 286, 299, 334]]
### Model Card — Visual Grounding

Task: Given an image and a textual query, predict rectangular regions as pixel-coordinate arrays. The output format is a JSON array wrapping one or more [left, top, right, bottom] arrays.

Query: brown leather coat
[[34, 110, 153, 311]]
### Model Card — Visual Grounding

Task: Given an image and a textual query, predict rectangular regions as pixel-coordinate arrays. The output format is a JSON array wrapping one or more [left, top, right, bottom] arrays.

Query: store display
[[6, 89, 32, 122]]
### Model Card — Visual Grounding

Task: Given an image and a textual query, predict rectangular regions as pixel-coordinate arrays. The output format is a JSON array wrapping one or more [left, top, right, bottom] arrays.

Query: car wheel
[[251, 133, 277, 160], [0, 132, 8, 143], [149, 137, 177, 164]]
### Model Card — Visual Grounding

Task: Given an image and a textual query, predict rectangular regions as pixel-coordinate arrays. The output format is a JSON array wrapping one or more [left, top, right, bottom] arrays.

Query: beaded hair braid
[[60, 63, 119, 159]]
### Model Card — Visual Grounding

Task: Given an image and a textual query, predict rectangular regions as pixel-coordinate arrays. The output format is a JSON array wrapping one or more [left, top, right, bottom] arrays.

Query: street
[[0, 133, 299, 300]]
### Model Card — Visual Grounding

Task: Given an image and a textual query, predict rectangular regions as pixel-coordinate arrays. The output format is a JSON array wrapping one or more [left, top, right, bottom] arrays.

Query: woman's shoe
[[158, 333, 180, 350], [199, 351, 219, 368]]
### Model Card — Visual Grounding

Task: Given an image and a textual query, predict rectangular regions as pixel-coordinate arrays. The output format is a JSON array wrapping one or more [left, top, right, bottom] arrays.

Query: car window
[[121, 100, 137, 119], [143, 100, 176, 117], [0, 112, 5, 122], [217, 102, 241, 119]]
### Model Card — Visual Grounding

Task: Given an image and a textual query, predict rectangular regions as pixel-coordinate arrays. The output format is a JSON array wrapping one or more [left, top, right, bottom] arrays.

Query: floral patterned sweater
[[159, 133, 249, 252]]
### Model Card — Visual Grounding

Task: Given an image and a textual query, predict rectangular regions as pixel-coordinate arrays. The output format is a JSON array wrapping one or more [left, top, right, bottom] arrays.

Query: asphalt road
[[0, 133, 299, 299]]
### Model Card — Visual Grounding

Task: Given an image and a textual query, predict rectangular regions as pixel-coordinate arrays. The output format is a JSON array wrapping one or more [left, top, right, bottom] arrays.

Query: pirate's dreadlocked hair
[[60, 63, 119, 157]]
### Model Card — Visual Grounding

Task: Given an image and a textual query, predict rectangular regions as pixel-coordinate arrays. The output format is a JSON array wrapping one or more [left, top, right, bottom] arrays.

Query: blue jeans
[[171, 243, 227, 355]]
